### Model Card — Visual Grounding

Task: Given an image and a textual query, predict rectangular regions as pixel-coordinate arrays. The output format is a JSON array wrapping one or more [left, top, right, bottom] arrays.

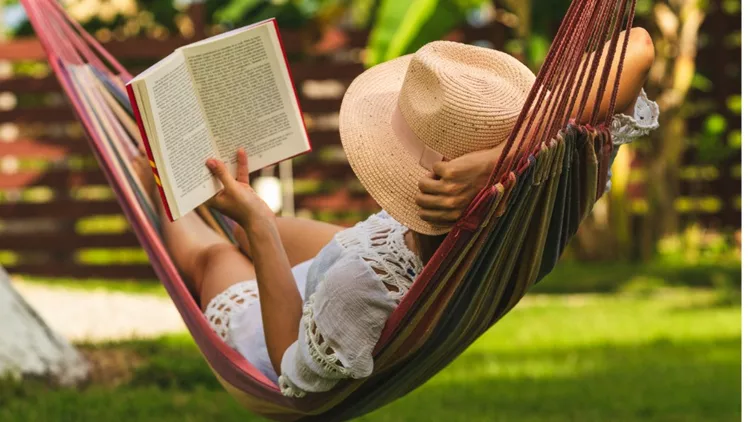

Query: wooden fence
[[0, 5, 740, 281], [0, 9, 508, 280]]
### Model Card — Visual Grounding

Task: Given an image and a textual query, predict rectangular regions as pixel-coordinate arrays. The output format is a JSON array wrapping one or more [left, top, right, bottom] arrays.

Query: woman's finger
[[415, 192, 453, 211], [432, 161, 454, 179], [236, 148, 249, 184], [417, 176, 452, 195], [206, 159, 235, 189]]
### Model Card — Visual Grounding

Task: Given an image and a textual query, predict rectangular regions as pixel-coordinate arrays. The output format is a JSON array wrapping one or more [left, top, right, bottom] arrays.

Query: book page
[[142, 54, 222, 218], [182, 22, 309, 173]]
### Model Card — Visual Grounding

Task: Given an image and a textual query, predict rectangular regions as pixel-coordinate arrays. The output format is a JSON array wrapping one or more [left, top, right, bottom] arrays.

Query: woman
[[134, 28, 658, 398]]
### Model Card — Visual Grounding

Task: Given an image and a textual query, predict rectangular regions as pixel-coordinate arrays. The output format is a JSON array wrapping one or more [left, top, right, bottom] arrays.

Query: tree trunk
[[635, 0, 705, 260], [0, 266, 88, 386]]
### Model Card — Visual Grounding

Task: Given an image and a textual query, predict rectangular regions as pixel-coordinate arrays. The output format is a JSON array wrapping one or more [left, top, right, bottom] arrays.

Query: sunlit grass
[[0, 289, 739, 422]]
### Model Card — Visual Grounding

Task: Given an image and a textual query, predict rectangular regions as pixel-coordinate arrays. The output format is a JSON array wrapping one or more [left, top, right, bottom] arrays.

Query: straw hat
[[339, 41, 535, 235]]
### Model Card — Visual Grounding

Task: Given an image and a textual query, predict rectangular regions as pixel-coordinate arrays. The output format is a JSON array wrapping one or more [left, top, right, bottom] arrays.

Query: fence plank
[[292, 161, 352, 179], [296, 189, 378, 210], [3, 138, 92, 155], [0, 140, 72, 158], [0, 76, 60, 92], [1, 63, 363, 93], [0, 30, 363, 62], [3, 95, 344, 123], [0, 169, 108, 189], [307, 131, 342, 147], [0, 233, 141, 251], [0, 107, 75, 123], [292, 62, 363, 81], [6, 263, 156, 279], [0, 200, 122, 218]]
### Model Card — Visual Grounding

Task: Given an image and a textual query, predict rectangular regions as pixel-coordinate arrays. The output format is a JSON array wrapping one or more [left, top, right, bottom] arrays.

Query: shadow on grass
[[0, 333, 739, 422]]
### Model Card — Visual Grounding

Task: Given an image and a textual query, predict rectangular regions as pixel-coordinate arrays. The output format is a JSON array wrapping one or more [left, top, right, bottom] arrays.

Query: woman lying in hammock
[[134, 28, 658, 397]]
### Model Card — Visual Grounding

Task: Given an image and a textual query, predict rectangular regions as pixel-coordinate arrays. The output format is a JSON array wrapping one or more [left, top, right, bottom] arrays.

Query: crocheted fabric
[[278, 211, 423, 398], [611, 89, 660, 145], [204, 281, 260, 347]]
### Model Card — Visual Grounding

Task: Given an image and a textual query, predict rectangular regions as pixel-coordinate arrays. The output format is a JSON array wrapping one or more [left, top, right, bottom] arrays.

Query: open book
[[126, 19, 310, 221]]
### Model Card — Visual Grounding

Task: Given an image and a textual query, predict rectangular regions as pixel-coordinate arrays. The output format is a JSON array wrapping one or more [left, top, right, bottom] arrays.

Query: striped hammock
[[20, 0, 635, 420]]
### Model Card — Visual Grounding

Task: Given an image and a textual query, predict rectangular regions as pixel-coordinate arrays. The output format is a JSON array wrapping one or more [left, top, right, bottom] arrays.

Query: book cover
[[125, 83, 175, 221]]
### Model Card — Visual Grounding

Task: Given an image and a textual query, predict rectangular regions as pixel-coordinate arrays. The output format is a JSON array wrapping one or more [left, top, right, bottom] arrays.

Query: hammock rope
[[21, 0, 636, 420]]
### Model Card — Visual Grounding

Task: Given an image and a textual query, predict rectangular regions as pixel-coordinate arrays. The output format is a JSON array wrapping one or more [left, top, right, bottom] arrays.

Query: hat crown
[[397, 41, 535, 159]]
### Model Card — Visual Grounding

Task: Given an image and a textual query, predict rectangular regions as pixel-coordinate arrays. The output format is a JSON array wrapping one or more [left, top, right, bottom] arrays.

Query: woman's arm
[[205, 150, 302, 375], [417, 28, 655, 225], [244, 218, 302, 375]]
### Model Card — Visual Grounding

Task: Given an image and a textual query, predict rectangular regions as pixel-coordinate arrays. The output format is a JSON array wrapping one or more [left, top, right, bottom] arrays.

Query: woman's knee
[[191, 243, 246, 296], [192, 242, 258, 311]]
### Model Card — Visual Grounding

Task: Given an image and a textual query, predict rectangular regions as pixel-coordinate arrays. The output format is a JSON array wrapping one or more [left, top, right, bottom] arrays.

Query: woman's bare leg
[[133, 157, 257, 310], [231, 216, 344, 267], [277, 217, 344, 265], [574, 27, 655, 122]]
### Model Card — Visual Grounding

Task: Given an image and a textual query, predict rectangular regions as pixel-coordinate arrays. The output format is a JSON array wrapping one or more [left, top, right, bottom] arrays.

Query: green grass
[[14, 259, 741, 298], [0, 288, 739, 422], [15, 276, 166, 296], [533, 260, 741, 294]]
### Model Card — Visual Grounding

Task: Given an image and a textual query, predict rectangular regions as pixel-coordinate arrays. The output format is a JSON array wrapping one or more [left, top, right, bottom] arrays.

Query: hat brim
[[339, 55, 452, 235]]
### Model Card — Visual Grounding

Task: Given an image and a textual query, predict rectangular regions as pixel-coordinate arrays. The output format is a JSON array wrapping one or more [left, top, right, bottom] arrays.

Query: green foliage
[[695, 113, 735, 163], [365, 0, 488, 67], [210, 0, 317, 29], [656, 225, 739, 266], [0, 291, 740, 421], [722, 0, 741, 15], [526, 33, 550, 68], [691, 73, 713, 92], [618, 275, 668, 298], [533, 260, 740, 295], [212, 0, 267, 23], [16, 276, 165, 295], [728, 130, 741, 148], [635, 0, 654, 15], [726, 95, 741, 114], [349, 0, 379, 28]]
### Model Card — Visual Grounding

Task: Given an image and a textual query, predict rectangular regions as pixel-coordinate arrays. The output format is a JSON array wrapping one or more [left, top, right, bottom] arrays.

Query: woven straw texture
[[340, 41, 535, 234]]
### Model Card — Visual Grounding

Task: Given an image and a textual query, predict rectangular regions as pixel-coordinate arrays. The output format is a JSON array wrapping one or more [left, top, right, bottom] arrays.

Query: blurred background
[[0, 0, 740, 421]]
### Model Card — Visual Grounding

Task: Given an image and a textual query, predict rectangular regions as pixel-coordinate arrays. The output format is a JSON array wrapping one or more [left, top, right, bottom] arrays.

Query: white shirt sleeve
[[278, 253, 399, 398]]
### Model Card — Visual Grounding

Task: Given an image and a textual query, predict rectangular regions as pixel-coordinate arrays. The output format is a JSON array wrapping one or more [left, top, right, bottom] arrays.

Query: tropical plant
[[364, 0, 490, 66]]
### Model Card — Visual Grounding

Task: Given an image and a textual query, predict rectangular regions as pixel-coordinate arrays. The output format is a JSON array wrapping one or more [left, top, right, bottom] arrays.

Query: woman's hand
[[205, 148, 275, 228], [416, 147, 500, 225]]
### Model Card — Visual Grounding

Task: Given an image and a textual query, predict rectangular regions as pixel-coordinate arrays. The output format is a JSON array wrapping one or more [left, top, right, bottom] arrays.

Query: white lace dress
[[204, 89, 659, 398]]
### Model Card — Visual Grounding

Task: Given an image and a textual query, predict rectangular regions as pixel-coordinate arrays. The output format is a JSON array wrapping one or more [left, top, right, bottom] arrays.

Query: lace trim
[[279, 374, 306, 398], [335, 211, 423, 301], [610, 89, 660, 145], [204, 281, 259, 347], [278, 294, 352, 399], [280, 212, 423, 397]]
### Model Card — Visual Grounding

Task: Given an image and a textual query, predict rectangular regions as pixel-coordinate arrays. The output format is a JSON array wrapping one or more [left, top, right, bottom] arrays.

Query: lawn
[[0, 288, 739, 422], [14, 259, 741, 297]]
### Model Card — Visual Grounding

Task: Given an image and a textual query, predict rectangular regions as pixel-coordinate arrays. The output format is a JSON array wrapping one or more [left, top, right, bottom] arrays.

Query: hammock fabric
[[22, 0, 635, 419]]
